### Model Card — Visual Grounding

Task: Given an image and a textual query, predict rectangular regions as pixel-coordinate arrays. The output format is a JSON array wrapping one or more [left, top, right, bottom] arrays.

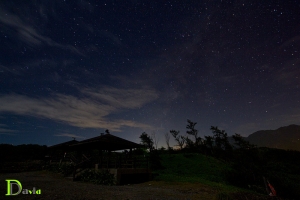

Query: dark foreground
[[0, 171, 278, 200]]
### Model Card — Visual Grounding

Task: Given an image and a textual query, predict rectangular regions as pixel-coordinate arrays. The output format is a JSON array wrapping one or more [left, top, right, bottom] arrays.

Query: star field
[[0, 0, 299, 147]]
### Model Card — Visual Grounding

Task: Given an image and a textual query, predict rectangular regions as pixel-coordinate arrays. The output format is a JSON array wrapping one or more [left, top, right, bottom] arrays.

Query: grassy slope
[[155, 154, 232, 187], [153, 153, 267, 198]]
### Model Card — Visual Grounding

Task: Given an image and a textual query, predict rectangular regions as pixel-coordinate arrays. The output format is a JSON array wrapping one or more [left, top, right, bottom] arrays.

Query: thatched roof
[[69, 133, 143, 151]]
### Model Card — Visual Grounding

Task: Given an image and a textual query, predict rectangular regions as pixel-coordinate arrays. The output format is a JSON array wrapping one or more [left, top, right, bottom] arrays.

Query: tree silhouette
[[164, 132, 170, 149], [186, 119, 202, 147], [139, 132, 154, 152], [210, 126, 232, 156], [170, 130, 185, 150], [204, 135, 214, 154], [151, 131, 159, 150], [232, 133, 254, 149]]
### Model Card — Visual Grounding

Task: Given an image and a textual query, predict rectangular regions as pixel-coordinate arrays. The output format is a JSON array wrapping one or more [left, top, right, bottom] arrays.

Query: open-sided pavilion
[[48, 133, 151, 184]]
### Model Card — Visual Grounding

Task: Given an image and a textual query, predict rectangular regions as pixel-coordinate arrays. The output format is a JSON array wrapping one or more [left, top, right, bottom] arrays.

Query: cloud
[[0, 128, 17, 135], [81, 87, 158, 109], [0, 9, 82, 55], [0, 65, 21, 75], [54, 133, 86, 139], [0, 86, 158, 131]]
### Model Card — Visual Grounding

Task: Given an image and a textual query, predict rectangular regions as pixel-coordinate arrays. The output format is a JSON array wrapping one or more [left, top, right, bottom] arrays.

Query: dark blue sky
[[0, 0, 299, 147]]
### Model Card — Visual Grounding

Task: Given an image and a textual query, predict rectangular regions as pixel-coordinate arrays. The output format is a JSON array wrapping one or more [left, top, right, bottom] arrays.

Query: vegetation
[[144, 120, 300, 199], [0, 144, 47, 162], [77, 169, 115, 185], [2, 121, 300, 199]]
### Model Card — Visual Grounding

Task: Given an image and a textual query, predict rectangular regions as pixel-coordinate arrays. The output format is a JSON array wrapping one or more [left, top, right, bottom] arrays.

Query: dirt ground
[[0, 171, 276, 200]]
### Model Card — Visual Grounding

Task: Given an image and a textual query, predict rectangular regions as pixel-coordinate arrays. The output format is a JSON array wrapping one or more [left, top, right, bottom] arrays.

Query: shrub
[[78, 169, 115, 185], [46, 163, 73, 176]]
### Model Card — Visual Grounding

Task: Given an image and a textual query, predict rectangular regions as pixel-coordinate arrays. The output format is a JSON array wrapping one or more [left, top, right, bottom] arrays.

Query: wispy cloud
[[81, 87, 158, 109], [54, 133, 86, 139], [0, 9, 82, 55], [0, 65, 21, 75], [0, 86, 158, 131], [0, 128, 17, 135]]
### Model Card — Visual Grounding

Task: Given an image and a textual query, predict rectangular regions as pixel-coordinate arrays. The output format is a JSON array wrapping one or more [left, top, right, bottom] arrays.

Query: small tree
[[164, 132, 170, 149], [170, 130, 185, 150], [186, 119, 202, 147], [151, 131, 159, 150], [232, 133, 254, 149], [139, 132, 154, 152], [184, 137, 195, 149], [204, 135, 214, 154], [140, 133, 162, 170], [210, 126, 232, 155]]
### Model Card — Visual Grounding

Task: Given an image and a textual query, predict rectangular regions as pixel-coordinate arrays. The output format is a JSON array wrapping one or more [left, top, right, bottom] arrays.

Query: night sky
[[0, 1, 299, 147]]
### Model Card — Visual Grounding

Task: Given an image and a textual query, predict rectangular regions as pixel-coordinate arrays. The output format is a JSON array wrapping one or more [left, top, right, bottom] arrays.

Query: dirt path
[[0, 171, 217, 200]]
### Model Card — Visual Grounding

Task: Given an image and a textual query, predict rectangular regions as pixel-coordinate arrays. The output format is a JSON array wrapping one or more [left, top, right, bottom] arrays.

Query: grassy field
[[152, 153, 273, 199]]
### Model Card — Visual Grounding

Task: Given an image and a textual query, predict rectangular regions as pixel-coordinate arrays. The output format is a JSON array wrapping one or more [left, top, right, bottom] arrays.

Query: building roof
[[48, 139, 79, 150], [69, 133, 143, 151]]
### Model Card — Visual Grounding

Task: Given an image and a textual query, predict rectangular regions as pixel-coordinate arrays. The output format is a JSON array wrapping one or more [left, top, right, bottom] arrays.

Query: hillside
[[246, 124, 300, 151]]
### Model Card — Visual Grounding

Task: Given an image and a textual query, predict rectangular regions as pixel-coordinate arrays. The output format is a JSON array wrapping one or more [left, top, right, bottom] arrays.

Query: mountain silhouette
[[246, 124, 300, 151]]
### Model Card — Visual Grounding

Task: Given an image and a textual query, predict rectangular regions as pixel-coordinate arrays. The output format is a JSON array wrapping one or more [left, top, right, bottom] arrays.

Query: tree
[[184, 137, 195, 149], [170, 130, 185, 150], [204, 135, 214, 154], [164, 132, 170, 149], [232, 133, 254, 149], [210, 126, 232, 151], [151, 131, 159, 150], [186, 119, 202, 147], [139, 132, 154, 152]]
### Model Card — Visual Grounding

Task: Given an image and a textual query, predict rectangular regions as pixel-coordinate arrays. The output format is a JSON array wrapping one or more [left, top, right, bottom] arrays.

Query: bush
[[78, 169, 115, 185], [59, 163, 74, 176], [46, 163, 73, 176], [149, 151, 164, 170]]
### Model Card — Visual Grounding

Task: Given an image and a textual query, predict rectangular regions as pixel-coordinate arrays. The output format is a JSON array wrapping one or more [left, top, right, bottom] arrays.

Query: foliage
[[46, 162, 73, 176], [154, 153, 230, 184], [78, 169, 115, 185], [0, 144, 47, 162], [131, 147, 147, 155], [139, 132, 154, 152], [232, 133, 254, 149], [225, 147, 300, 199], [186, 119, 202, 147], [164, 132, 170, 149], [0, 160, 44, 173], [148, 150, 164, 170], [157, 119, 300, 199], [210, 126, 232, 151], [170, 130, 185, 150]]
